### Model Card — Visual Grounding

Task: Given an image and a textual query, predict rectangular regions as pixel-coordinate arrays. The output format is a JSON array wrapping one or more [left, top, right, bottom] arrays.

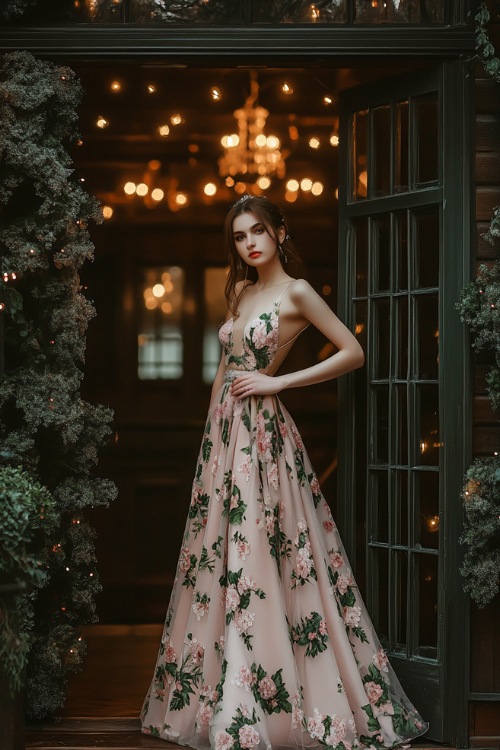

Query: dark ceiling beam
[[0, 27, 474, 58]]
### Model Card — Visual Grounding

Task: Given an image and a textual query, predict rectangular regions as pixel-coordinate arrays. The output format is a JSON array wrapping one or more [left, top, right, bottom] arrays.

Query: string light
[[285, 191, 298, 203], [300, 178, 313, 192], [281, 82, 293, 95], [110, 81, 121, 92], [309, 137, 320, 149], [204, 182, 217, 197], [151, 188, 164, 202], [96, 115, 109, 129], [158, 124, 170, 137], [175, 192, 188, 206], [146, 84, 157, 94], [330, 134, 340, 147], [102, 206, 113, 219], [136, 183, 148, 196], [124, 182, 136, 195], [310, 3, 320, 19], [234, 182, 246, 194], [289, 125, 299, 141], [323, 95, 333, 105], [211, 87, 222, 101], [257, 176, 271, 189], [286, 179, 300, 192], [221, 134, 239, 148], [311, 181, 324, 196], [170, 114, 184, 126], [148, 159, 162, 171], [225, 177, 235, 187]]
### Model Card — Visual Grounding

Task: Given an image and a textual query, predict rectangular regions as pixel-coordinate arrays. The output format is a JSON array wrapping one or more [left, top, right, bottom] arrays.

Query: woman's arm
[[230, 279, 364, 399]]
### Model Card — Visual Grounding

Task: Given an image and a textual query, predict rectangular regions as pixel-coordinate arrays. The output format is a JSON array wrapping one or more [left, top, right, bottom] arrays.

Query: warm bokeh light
[[300, 178, 313, 192], [309, 137, 320, 149], [204, 182, 217, 196], [151, 188, 164, 202], [359, 170, 368, 187], [334, 187, 339, 200], [266, 135, 280, 149], [323, 95, 333, 105], [96, 116, 109, 129], [158, 124, 170, 137], [257, 176, 271, 189], [136, 183, 149, 196], [255, 134, 267, 148], [286, 179, 300, 192], [147, 84, 157, 94], [188, 143, 200, 154], [145, 297, 157, 310], [322, 285, 332, 296], [281, 82, 293, 95], [171, 113, 183, 126], [235, 182, 247, 194], [225, 176, 235, 187], [102, 205, 114, 219], [330, 133, 340, 147], [148, 159, 162, 171], [124, 182, 136, 195], [221, 134, 240, 148], [175, 192, 188, 205], [285, 190, 298, 203], [311, 181, 324, 196], [153, 284, 165, 298], [110, 81, 121, 92], [289, 125, 299, 141], [161, 301, 173, 314], [211, 87, 221, 101]]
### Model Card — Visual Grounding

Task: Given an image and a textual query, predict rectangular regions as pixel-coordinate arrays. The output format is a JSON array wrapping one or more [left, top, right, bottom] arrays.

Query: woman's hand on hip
[[230, 372, 283, 398]]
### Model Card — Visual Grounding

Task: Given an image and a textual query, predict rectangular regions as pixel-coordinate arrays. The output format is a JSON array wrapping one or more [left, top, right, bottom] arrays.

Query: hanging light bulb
[[146, 83, 157, 94], [158, 124, 170, 137], [323, 95, 333, 105], [102, 205, 114, 219], [282, 82, 293, 95], [96, 115, 109, 129], [136, 183, 148, 197], [124, 182, 136, 195], [211, 86, 222, 101], [171, 113, 184, 126], [204, 182, 217, 196], [309, 137, 320, 149], [151, 188, 164, 202], [286, 179, 299, 192], [330, 133, 340, 147], [110, 80, 122, 93]]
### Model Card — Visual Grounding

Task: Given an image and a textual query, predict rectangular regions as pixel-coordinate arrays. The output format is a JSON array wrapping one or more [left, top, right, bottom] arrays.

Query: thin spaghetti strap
[[274, 279, 296, 309], [277, 323, 310, 350]]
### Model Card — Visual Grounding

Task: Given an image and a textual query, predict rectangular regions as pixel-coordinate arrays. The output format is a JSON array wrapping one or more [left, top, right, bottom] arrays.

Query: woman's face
[[232, 210, 283, 269]]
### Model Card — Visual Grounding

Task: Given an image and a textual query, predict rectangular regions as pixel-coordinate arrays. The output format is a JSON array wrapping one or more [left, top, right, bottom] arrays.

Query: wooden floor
[[24, 625, 452, 750]]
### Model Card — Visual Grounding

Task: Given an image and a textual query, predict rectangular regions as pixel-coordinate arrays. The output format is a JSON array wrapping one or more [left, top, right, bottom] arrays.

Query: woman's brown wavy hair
[[223, 195, 301, 318]]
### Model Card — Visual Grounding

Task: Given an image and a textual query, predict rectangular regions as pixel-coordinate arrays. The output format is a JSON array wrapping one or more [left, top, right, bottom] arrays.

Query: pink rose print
[[215, 731, 234, 750], [237, 575, 256, 594], [211, 454, 221, 476], [326, 716, 347, 746], [310, 476, 321, 495], [179, 547, 191, 573], [238, 725, 260, 749], [294, 548, 313, 579], [196, 702, 213, 725], [192, 600, 209, 620], [319, 619, 328, 636], [190, 483, 202, 507], [279, 421, 288, 438], [225, 585, 240, 612], [237, 454, 252, 481], [233, 609, 255, 635], [343, 605, 362, 627], [323, 520, 334, 533], [336, 573, 352, 595], [373, 648, 389, 673], [189, 639, 204, 664], [236, 539, 251, 560], [258, 675, 277, 700], [164, 639, 177, 664], [265, 514, 275, 534], [267, 462, 279, 489], [252, 319, 271, 349], [233, 665, 256, 691], [329, 551, 344, 568], [307, 708, 326, 740], [291, 423, 303, 449], [213, 404, 225, 426], [365, 680, 384, 705], [291, 704, 304, 729]]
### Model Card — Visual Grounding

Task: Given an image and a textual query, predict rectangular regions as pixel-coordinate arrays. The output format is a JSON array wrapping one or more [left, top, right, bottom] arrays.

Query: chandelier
[[218, 74, 287, 183]]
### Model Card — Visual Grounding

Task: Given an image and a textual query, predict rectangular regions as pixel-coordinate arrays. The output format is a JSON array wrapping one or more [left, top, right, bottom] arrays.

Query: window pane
[[417, 553, 438, 655], [354, 219, 368, 297], [372, 105, 391, 197], [371, 386, 389, 465], [355, 0, 443, 23], [395, 101, 409, 193], [373, 215, 391, 292], [414, 208, 439, 289], [395, 296, 409, 380], [413, 93, 439, 185], [394, 384, 408, 466], [416, 292, 439, 380], [416, 471, 439, 550], [352, 110, 368, 202], [130, 0, 242, 23], [252, 0, 347, 23], [393, 469, 408, 546], [372, 297, 390, 380], [394, 550, 408, 648], [416, 384, 440, 467], [370, 547, 389, 640], [369, 470, 389, 543], [138, 266, 184, 380], [396, 212, 408, 291], [203, 267, 227, 384]]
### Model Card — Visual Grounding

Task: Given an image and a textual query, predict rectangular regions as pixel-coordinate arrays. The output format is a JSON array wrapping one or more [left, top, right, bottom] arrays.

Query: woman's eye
[[255, 227, 263, 234], [234, 235, 244, 242]]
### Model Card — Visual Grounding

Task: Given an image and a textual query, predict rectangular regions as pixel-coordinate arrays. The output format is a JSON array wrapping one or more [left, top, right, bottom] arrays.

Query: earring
[[278, 244, 288, 264]]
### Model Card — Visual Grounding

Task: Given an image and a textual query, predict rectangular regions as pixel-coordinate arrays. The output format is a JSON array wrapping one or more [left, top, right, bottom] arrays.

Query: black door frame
[[336, 61, 473, 748]]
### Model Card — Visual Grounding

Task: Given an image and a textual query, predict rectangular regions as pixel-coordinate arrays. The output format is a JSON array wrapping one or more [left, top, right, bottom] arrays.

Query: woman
[[141, 195, 428, 750]]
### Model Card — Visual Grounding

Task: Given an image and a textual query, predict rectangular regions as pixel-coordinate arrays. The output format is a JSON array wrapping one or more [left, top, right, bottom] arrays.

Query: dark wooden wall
[[468, 60, 500, 747]]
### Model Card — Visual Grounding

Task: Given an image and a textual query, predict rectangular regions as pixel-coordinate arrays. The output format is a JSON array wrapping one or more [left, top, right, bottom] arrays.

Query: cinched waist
[[223, 369, 245, 383]]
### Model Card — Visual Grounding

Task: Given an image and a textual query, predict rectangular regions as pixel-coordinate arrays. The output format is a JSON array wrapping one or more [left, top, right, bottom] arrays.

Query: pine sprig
[[0, 50, 117, 718]]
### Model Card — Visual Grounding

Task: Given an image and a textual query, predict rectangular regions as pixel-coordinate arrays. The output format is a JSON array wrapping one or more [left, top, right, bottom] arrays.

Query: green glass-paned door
[[338, 70, 450, 740]]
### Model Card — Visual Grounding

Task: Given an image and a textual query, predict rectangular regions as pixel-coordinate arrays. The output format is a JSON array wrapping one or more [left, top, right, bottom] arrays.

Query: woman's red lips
[[248, 252, 261, 259]]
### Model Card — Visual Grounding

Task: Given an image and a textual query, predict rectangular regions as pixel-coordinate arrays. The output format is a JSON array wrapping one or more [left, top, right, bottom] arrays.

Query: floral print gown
[[141, 282, 429, 750]]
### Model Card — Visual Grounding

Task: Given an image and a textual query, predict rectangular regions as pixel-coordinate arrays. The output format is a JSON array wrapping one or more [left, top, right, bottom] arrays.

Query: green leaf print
[[221, 417, 230, 446], [225, 706, 260, 750], [291, 612, 329, 657], [223, 484, 247, 525], [294, 448, 307, 485], [182, 554, 198, 589], [143, 724, 172, 738], [199, 546, 215, 574], [361, 704, 382, 733], [169, 665, 203, 711], [251, 663, 292, 714], [212, 535, 224, 558], [362, 664, 390, 707], [360, 734, 386, 749], [392, 702, 420, 734], [242, 409, 251, 432], [352, 625, 369, 643], [202, 434, 213, 463]]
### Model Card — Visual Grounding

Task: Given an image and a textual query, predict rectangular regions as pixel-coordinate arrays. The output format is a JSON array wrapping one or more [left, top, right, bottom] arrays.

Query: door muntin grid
[[349, 89, 441, 663]]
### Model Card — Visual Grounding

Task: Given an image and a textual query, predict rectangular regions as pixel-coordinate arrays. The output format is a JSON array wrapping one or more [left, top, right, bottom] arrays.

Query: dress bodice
[[218, 281, 307, 375]]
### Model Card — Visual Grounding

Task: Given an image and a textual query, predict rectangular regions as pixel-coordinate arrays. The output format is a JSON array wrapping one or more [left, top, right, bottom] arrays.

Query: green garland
[[455, 1, 500, 607], [0, 50, 117, 718]]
